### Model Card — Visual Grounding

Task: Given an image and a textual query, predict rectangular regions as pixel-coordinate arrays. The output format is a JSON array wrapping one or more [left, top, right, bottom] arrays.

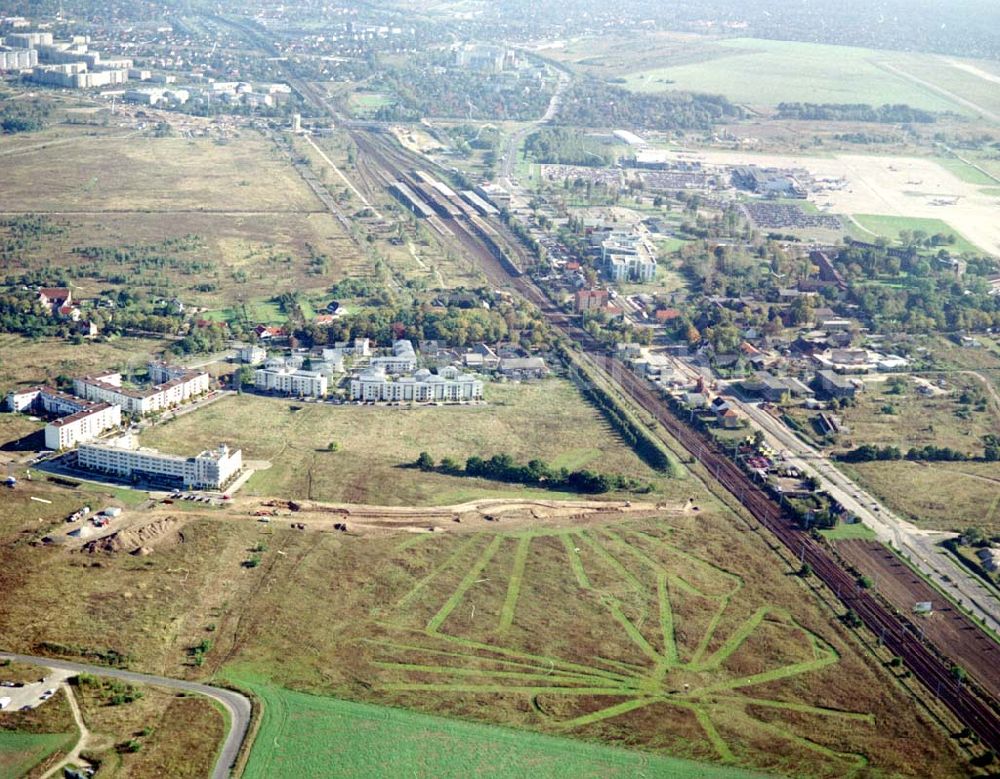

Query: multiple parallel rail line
[[210, 14, 1000, 748]]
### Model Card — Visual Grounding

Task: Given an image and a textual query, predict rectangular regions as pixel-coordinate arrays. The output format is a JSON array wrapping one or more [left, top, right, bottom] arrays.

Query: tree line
[[415, 451, 649, 494]]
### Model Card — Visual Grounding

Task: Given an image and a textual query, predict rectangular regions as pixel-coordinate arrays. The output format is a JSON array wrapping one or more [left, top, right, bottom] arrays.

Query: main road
[[729, 394, 1000, 634], [0, 652, 252, 779]]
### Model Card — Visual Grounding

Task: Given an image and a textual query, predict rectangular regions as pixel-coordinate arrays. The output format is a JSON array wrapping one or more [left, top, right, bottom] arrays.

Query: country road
[[0, 652, 252, 779]]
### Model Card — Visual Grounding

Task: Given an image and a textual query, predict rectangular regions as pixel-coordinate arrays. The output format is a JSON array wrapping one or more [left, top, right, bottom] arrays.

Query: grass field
[[0, 128, 366, 310], [0, 131, 314, 213], [621, 39, 967, 112], [933, 157, 1000, 187], [228, 671, 764, 778], [819, 522, 877, 542], [142, 380, 681, 505], [843, 461, 1000, 535], [0, 731, 73, 779], [347, 92, 395, 117], [850, 215, 979, 255], [0, 334, 163, 393], [0, 490, 965, 776]]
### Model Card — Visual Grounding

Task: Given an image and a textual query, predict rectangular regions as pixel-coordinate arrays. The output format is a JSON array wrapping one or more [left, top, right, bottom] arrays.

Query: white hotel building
[[351, 366, 482, 403], [77, 434, 242, 490]]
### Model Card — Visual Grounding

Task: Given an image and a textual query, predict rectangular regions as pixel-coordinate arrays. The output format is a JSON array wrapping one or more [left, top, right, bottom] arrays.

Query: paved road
[[729, 397, 1000, 634], [0, 653, 252, 779], [498, 67, 570, 192]]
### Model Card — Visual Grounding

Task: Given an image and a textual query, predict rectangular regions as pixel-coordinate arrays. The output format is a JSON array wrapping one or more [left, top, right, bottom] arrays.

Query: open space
[[620, 38, 976, 113], [141, 380, 680, 505], [230, 671, 763, 779]]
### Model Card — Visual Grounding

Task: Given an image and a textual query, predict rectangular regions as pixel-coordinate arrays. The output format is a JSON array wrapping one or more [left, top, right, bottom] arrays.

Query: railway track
[[213, 14, 1000, 749]]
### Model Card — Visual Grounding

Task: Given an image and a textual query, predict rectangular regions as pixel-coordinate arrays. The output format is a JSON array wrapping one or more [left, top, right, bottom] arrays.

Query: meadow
[[621, 38, 969, 113], [229, 671, 764, 779], [850, 215, 979, 255], [0, 479, 966, 777], [0, 732, 73, 779], [142, 380, 682, 505]]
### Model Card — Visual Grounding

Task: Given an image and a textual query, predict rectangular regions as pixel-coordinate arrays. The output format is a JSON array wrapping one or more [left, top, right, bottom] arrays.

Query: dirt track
[[836, 539, 1000, 700]]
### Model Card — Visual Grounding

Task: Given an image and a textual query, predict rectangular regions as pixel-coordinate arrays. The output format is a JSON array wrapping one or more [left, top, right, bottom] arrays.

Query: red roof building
[[574, 289, 609, 314]]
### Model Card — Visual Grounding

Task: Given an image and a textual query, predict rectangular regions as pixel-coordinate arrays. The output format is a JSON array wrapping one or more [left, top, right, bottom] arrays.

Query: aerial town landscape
[[0, 0, 998, 776]]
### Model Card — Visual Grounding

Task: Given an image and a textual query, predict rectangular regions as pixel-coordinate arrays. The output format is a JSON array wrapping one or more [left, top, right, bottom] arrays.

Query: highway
[[0, 652, 252, 779], [731, 395, 1000, 634]]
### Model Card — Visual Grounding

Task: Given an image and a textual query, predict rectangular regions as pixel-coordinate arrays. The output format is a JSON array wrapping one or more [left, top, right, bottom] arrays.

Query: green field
[[0, 731, 73, 779], [622, 39, 967, 112], [142, 380, 680, 505], [851, 214, 980, 255], [819, 522, 877, 542], [933, 157, 1000, 187], [230, 671, 764, 779], [348, 92, 395, 116]]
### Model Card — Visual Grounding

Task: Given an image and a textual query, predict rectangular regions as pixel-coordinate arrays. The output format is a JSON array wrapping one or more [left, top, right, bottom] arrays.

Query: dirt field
[[835, 540, 1000, 700], [670, 146, 1000, 256]]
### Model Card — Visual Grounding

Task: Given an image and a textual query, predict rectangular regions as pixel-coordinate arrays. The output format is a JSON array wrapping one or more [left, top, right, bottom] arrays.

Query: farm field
[[229, 671, 763, 779], [842, 461, 1000, 535], [621, 39, 969, 113], [141, 380, 682, 505]]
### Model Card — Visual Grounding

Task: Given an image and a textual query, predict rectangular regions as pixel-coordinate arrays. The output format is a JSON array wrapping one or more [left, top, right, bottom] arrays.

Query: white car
[[40, 689, 55, 700], [0, 697, 11, 710]]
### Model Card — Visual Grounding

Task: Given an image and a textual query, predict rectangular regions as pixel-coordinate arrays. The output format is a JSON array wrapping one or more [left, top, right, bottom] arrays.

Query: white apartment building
[[333, 338, 370, 357], [253, 365, 328, 397], [0, 47, 37, 70], [370, 339, 418, 374], [351, 367, 483, 403], [238, 345, 267, 365], [6, 385, 89, 415], [77, 434, 242, 490], [599, 230, 658, 283], [74, 365, 209, 416], [45, 402, 121, 451]]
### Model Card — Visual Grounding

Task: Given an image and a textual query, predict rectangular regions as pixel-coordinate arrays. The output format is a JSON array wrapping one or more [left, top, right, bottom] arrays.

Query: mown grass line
[[752, 717, 868, 770], [721, 695, 876, 723], [557, 697, 660, 730], [374, 661, 608, 688], [498, 535, 532, 634], [696, 607, 769, 672], [396, 534, 482, 610], [380, 683, 635, 696], [561, 532, 591, 588], [692, 705, 735, 762], [427, 535, 504, 634], [657, 573, 678, 665], [370, 638, 620, 683]]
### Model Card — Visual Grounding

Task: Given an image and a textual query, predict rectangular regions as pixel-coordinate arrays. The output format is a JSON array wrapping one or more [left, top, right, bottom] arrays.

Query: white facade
[[74, 366, 209, 416], [351, 367, 482, 403], [370, 340, 417, 374], [238, 345, 267, 365], [600, 230, 658, 283], [254, 366, 328, 397], [45, 403, 121, 450], [77, 435, 242, 490], [0, 48, 37, 69]]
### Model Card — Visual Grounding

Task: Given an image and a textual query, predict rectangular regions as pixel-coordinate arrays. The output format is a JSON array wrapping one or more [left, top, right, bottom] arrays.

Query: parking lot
[[0, 668, 73, 712]]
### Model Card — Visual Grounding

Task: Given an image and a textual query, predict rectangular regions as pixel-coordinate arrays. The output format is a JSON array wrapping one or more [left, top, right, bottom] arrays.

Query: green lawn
[[622, 39, 966, 112], [228, 670, 764, 779], [0, 731, 74, 779], [822, 522, 877, 542], [851, 214, 980, 255]]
